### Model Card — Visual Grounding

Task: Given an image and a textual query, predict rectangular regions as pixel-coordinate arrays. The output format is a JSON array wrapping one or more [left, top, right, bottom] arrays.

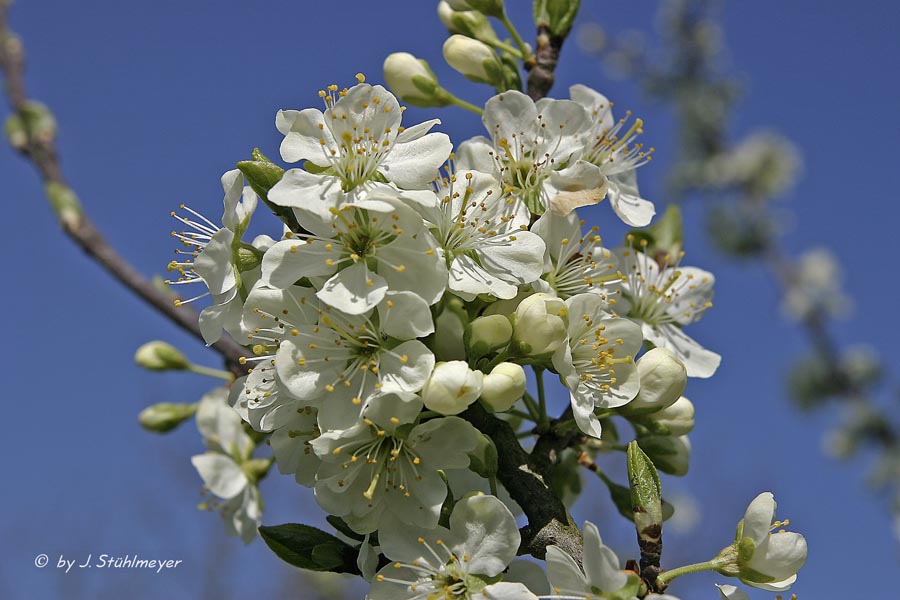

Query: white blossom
[[367, 494, 522, 600], [553, 293, 642, 438], [456, 90, 603, 216], [167, 169, 260, 344], [312, 406, 480, 534], [546, 521, 639, 599], [269, 80, 452, 230], [531, 210, 623, 304], [261, 195, 447, 314], [190, 388, 261, 544], [569, 84, 655, 226], [617, 246, 721, 378]]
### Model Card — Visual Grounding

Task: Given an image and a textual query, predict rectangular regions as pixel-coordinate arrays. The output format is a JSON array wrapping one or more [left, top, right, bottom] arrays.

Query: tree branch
[[0, 5, 250, 372], [526, 26, 565, 101], [463, 403, 583, 562]]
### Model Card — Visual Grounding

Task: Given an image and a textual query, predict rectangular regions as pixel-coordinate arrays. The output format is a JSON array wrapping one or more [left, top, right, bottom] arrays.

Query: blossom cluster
[[161, 76, 806, 599]]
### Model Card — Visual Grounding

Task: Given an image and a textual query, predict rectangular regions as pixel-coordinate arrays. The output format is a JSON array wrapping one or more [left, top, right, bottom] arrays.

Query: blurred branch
[[582, 0, 900, 520], [0, 4, 250, 373]]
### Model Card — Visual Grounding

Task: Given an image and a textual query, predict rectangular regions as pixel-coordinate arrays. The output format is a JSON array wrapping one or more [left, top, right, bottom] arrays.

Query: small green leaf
[[326, 515, 365, 541], [533, 0, 582, 38], [259, 523, 360, 574], [237, 149, 302, 232]]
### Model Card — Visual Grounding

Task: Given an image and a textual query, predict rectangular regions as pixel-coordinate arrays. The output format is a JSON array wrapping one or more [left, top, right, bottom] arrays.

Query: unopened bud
[[646, 396, 695, 436], [4, 114, 27, 149], [447, 0, 505, 18], [480, 362, 527, 412], [422, 361, 484, 415], [19, 100, 57, 144], [437, 1, 499, 43], [44, 181, 83, 230], [466, 314, 513, 357], [511, 293, 568, 357], [135, 340, 191, 371], [138, 402, 197, 433], [534, 0, 581, 37], [627, 441, 663, 564], [442, 35, 504, 86], [638, 435, 691, 476], [383, 52, 450, 108], [622, 348, 687, 416]]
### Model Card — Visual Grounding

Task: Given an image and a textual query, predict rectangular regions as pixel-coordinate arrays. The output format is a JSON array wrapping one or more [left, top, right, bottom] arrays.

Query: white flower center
[[569, 316, 631, 394]]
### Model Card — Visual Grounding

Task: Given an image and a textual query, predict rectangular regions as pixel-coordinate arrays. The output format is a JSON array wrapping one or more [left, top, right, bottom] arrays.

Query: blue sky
[[2, 1, 898, 598]]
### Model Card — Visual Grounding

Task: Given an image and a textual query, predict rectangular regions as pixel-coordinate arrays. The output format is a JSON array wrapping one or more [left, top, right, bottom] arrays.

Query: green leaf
[[601, 475, 675, 523], [258, 523, 360, 574]]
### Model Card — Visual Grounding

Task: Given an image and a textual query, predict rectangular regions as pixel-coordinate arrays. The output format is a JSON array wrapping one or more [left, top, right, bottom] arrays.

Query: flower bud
[[442, 35, 504, 87], [138, 402, 197, 433], [480, 362, 527, 412], [383, 52, 450, 108], [637, 435, 691, 476], [627, 441, 663, 564], [622, 348, 687, 416], [648, 396, 695, 436], [422, 361, 484, 415], [534, 0, 581, 37], [135, 340, 191, 371], [4, 114, 27, 149], [437, 1, 500, 43], [466, 314, 513, 357], [511, 293, 568, 357], [447, 0, 505, 18]]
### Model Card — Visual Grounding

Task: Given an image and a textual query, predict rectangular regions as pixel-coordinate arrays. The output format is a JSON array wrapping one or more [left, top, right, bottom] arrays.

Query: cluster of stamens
[[570, 315, 630, 394], [583, 103, 655, 174], [548, 221, 625, 301], [331, 418, 423, 503], [166, 204, 221, 306], [375, 537, 471, 600]]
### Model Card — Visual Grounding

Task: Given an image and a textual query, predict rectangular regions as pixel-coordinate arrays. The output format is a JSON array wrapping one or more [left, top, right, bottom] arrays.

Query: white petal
[[582, 522, 626, 592], [716, 584, 751, 600], [545, 545, 588, 595], [381, 132, 453, 189], [276, 108, 332, 164], [607, 172, 655, 227], [742, 491, 776, 544], [193, 229, 236, 296], [267, 168, 343, 226], [450, 254, 518, 299], [261, 239, 338, 289], [449, 494, 520, 577], [455, 136, 496, 173], [191, 454, 248, 499], [478, 231, 547, 285], [571, 389, 604, 439], [648, 323, 721, 378], [378, 291, 434, 339], [378, 340, 434, 393], [748, 532, 807, 582], [480, 582, 539, 600], [483, 91, 537, 143], [316, 262, 388, 314]]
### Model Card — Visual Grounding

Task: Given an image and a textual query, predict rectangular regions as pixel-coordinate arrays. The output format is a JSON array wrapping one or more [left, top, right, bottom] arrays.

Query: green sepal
[[237, 148, 302, 232], [258, 523, 361, 574], [605, 572, 642, 600]]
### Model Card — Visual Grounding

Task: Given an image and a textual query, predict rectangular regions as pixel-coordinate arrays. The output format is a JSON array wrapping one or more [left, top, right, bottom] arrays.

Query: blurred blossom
[[782, 247, 852, 321], [666, 491, 701, 534], [709, 132, 802, 198], [576, 22, 607, 54]]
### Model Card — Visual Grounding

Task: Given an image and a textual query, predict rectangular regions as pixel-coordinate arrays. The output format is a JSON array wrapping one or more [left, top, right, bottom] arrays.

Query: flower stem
[[522, 391, 542, 423], [187, 363, 235, 381], [500, 12, 531, 60], [447, 93, 484, 115], [656, 559, 724, 585], [534, 367, 550, 429], [486, 37, 524, 59]]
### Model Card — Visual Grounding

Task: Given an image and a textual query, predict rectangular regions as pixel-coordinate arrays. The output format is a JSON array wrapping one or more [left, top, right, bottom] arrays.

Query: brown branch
[[526, 26, 565, 101], [463, 403, 583, 562], [0, 5, 250, 372]]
